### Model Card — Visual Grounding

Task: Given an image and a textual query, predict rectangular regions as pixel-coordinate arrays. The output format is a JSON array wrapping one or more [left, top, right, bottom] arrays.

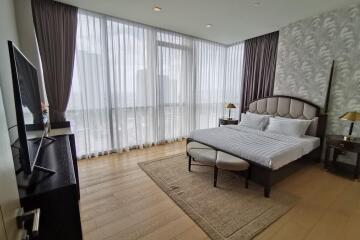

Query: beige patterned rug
[[138, 154, 298, 240]]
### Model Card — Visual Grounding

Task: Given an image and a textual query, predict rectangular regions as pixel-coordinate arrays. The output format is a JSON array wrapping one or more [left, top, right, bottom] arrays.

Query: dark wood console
[[16, 134, 82, 240]]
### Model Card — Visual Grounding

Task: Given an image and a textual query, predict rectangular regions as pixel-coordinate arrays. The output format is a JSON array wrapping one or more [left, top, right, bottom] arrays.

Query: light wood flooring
[[79, 141, 360, 240]]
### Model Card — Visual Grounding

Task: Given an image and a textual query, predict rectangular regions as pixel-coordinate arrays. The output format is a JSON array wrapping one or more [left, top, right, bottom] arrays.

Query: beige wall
[[0, 90, 22, 240], [0, 207, 7, 240]]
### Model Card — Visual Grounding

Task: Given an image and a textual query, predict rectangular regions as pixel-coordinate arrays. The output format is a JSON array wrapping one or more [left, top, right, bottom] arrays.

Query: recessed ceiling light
[[206, 24, 213, 28], [253, 1, 261, 6], [153, 6, 162, 12]]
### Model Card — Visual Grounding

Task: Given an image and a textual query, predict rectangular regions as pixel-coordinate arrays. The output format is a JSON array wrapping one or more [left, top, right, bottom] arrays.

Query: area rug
[[138, 154, 298, 240]]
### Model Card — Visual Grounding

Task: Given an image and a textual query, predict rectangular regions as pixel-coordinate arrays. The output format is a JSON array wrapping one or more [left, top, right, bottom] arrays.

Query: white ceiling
[[57, 0, 360, 44]]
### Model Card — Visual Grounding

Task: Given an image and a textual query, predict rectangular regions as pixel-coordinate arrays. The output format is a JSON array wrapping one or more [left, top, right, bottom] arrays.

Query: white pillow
[[246, 112, 273, 129], [265, 117, 312, 137], [246, 112, 273, 118], [239, 113, 270, 130], [275, 116, 317, 136]]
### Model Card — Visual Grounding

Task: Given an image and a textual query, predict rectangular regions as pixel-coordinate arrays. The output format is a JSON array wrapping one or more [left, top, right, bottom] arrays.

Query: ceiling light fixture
[[206, 24, 213, 28], [253, 1, 261, 6], [153, 6, 162, 12]]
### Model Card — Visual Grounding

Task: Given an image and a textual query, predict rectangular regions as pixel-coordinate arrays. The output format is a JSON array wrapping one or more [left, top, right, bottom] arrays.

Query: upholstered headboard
[[245, 96, 321, 137]]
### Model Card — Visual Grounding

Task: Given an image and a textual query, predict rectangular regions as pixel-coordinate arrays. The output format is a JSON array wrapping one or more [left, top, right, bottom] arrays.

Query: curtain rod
[[55, 1, 243, 47], [228, 30, 279, 47]]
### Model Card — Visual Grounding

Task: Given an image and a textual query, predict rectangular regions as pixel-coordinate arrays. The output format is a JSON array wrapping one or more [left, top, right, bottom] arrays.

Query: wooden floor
[[79, 141, 360, 240]]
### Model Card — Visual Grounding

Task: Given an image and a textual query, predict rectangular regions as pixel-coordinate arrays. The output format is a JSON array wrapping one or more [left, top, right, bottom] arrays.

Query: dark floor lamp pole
[[348, 121, 354, 136]]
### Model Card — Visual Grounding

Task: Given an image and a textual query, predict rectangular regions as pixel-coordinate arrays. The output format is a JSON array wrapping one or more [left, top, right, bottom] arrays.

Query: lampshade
[[225, 103, 236, 109], [339, 112, 360, 122]]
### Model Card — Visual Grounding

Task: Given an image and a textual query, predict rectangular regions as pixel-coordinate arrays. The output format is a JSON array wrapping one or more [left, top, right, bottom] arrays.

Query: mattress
[[188, 125, 320, 170]]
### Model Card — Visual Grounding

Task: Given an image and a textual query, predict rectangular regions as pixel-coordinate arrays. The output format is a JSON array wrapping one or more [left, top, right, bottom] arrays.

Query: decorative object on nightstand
[[218, 118, 239, 127], [324, 135, 360, 180], [339, 111, 360, 141], [224, 103, 236, 120]]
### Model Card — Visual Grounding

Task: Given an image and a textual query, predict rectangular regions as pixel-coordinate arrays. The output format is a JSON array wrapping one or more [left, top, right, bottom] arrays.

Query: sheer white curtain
[[67, 11, 112, 157], [225, 43, 245, 119], [67, 10, 244, 158], [106, 17, 157, 151], [156, 31, 195, 141], [195, 41, 226, 129]]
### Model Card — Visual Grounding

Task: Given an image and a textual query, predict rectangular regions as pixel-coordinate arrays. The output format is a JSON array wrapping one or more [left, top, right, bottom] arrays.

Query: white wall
[[0, 0, 47, 143], [14, 0, 46, 102], [0, 1, 23, 240], [0, 89, 22, 240], [0, 0, 20, 143]]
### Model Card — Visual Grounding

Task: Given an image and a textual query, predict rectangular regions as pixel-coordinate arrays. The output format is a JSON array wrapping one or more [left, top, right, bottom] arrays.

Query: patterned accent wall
[[274, 4, 360, 137]]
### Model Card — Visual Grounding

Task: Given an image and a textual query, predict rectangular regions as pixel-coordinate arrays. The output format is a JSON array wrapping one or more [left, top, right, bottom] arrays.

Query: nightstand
[[324, 135, 360, 180], [218, 118, 238, 127]]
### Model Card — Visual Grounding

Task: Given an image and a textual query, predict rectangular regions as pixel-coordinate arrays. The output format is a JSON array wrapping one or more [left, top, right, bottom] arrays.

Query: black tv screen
[[8, 41, 44, 174]]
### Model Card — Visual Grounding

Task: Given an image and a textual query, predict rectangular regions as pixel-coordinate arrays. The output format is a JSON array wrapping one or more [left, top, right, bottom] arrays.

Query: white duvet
[[188, 125, 320, 170]]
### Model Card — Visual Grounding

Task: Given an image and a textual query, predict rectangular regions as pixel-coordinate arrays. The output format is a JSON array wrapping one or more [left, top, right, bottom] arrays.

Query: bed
[[187, 95, 327, 197]]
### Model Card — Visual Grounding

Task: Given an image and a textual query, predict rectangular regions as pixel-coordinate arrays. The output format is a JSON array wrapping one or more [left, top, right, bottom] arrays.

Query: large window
[[67, 10, 244, 158], [195, 40, 226, 129], [156, 31, 194, 140]]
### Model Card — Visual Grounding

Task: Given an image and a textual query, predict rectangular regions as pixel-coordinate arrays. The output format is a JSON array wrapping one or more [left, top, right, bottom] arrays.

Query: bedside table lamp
[[339, 111, 360, 140], [225, 103, 236, 120]]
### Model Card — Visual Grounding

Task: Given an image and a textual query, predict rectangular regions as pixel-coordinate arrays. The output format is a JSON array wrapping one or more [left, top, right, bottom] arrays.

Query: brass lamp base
[[343, 135, 352, 141]]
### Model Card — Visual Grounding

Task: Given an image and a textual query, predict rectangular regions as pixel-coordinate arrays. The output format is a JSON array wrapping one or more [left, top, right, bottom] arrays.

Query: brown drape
[[241, 31, 279, 111], [31, 0, 78, 122]]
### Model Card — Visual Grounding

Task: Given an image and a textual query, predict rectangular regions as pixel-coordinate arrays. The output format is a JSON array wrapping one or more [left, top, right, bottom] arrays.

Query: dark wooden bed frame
[[186, 61, 335, 198], [187, 97, 325, 198]]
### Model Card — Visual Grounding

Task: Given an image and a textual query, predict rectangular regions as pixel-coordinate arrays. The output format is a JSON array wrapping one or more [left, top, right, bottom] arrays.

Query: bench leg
[[214, 166, 218, 187], [264, 186, 271, 198], [245, 169, 250, 189], [188, 156, 192, 172]]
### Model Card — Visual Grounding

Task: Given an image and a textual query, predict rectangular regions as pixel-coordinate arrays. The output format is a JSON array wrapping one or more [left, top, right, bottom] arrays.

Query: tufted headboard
[[245, 95, 322, 137]]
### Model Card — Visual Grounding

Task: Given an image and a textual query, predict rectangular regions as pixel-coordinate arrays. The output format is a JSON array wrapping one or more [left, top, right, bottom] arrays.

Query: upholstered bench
[[186, 142, 216, 172], [187, 142, 250, 188], [215, 151, 250, 188]]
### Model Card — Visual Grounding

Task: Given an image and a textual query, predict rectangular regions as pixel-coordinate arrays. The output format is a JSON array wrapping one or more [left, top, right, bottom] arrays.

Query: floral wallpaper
[[274, 4, 360, 139]]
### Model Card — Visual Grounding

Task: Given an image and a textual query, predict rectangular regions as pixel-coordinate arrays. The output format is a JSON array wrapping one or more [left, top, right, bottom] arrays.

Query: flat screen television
[[8, 41, 54, 175]]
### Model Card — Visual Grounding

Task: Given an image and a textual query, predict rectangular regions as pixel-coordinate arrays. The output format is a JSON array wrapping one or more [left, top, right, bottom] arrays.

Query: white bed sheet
[[267, 134, 320, 170], [297, 135, 321, 155], [188, 125, 320, 170]]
